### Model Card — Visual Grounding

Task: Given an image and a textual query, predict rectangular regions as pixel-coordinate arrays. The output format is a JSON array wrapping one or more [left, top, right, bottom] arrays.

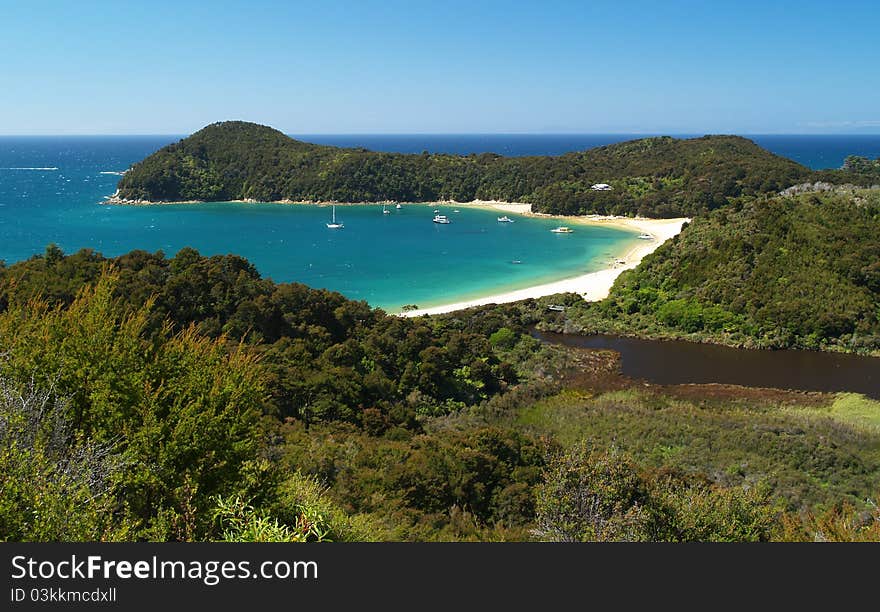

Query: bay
[[2, 133, 877, 310]]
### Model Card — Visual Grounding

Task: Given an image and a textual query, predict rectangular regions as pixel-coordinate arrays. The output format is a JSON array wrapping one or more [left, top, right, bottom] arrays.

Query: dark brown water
[[533, 331, 880, 398]]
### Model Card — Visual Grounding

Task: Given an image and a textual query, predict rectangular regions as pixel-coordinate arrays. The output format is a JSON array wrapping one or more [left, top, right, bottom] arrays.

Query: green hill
[[116, 121, 815, 217], [562, 188, 880, 352]]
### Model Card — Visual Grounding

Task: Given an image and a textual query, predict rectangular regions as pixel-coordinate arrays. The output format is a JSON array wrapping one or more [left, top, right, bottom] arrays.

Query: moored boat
[[326, 205, 344, 229]]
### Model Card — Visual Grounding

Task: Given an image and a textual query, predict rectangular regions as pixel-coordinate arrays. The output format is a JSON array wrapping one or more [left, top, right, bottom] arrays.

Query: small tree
[[0, 377, 126, 541], [534, 446, 650, 542]]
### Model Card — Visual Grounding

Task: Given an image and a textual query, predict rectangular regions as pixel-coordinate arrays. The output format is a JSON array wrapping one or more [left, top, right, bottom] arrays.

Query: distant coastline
[[110, 123, 826, 219]]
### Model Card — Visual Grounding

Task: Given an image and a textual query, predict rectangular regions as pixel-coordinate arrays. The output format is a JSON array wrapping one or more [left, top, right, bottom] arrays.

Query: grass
[[507, 388, 880, 511], [828, 394, 880, 432], [779, 393, 880, 435]]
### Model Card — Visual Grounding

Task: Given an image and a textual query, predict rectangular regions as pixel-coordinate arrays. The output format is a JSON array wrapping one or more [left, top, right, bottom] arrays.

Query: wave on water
[[1, 167, 59, 171]]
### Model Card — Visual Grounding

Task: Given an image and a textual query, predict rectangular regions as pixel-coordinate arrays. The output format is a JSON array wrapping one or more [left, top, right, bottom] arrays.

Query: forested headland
[[114, 121, 868, 218], [523, 189, 880, 354]]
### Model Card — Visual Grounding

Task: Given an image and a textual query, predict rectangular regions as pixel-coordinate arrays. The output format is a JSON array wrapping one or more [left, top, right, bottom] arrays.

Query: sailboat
[[395, 202, 402, 209], [383, 203, 391, 215], [326, 205, 344, 229]]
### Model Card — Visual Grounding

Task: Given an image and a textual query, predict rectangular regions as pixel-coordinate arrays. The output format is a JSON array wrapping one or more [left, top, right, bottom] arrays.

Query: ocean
[[1, 134, 877, 310]]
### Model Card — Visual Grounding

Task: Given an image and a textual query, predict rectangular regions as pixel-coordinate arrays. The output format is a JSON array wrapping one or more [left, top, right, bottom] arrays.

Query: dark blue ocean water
[[1, 134, 877, 309]]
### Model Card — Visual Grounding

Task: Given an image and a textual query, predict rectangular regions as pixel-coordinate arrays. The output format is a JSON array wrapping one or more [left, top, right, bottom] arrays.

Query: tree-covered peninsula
[[531, 188, 880, 353], [115, 121, 817, 217]]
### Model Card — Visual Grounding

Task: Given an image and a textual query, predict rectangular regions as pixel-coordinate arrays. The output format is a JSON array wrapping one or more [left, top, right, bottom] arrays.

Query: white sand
[[400, 203, 688, 317]]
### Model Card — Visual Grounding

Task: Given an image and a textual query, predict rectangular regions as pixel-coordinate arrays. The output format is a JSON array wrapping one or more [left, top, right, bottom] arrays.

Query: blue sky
[[1, 0, 878, 134]]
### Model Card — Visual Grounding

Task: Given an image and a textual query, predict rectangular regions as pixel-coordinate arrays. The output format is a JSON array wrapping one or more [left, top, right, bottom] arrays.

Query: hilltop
[[115, 121, 815, 217]]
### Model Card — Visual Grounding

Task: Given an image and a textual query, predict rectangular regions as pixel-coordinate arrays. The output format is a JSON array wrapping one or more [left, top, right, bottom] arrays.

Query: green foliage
[[0, 378, 127, 541], [842, 155, 880, 176], [534, 445, 779, 542], [272, 472, 379, 542], [534, 447, 650, 541], [648, 477, 780, 542], [0, 275, 266, 540], [655, 299, 705, 333], [489, 326, 518, 349], [212, 495, 309, 542], [4, 238, 878, 541], [211, 475, 374, 543], [566, 189, 880, 352], [514, 389, 880, 511], [281, 422, 547, 540], [0, 247, 516, 426], [825, 394, 880, 432], [116, 121, 820, 218], [0, 251, 536, 541]]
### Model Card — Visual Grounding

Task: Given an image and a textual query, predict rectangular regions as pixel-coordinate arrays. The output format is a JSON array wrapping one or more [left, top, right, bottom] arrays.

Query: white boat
[[433, 209, 440, 213], [550, 226, 573, 233], [326, 205, 344, 229], [383, 203, 391, 215], [433, 214, 451, 224], [453, 209, 460, 213], [637, 233, 653, 240], [497, 215, 514, 223], [395, 203, 402, 209]]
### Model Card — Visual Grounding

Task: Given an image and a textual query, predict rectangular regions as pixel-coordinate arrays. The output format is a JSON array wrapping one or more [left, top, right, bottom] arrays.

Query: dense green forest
[[1, 246, 878, 541], [531, 189, 880, 353], [116, 121, 827, 217], [0, 247, 516, 425], [842, 155, 880, 176]]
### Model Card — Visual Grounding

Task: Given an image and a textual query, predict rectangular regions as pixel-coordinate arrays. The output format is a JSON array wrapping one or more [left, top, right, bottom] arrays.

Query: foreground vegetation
[[116, 121, 832, 218], [1, 246, 878, 541]]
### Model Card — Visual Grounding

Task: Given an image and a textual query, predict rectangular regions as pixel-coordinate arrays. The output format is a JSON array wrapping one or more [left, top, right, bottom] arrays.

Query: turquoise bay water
[[0, 137, 637, 311], [5, 134, 877, 311], [83, 202, 635, 310]]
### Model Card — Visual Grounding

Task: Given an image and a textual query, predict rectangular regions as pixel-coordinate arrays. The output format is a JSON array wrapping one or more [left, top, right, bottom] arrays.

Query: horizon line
[[2, 131, 880, 138]]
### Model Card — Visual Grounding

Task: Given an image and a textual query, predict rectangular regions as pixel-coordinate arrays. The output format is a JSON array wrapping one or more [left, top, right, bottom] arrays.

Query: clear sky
[[1, 0, 878, 135]]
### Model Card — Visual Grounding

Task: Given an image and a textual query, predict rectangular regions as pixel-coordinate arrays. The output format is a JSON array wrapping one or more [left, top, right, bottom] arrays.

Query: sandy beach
[[400, 202, 688, 317]]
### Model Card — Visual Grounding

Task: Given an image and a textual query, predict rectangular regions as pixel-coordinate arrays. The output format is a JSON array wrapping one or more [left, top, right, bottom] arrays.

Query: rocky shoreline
[[104, 193, 524, 207]]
